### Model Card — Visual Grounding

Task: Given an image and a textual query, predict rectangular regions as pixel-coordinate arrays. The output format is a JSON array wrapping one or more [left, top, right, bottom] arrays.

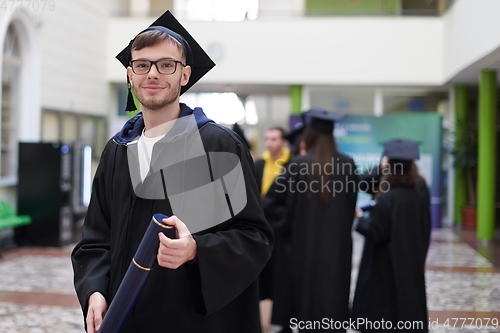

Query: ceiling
[[446, 45, 500, 85]]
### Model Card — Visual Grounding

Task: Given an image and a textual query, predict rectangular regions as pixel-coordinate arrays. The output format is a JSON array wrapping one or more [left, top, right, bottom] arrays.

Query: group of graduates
[[253, 109, 431, 333]]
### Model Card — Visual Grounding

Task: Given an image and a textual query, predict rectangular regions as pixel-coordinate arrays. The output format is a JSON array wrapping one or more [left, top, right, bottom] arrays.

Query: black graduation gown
[[254, 158, 272, 300], [71, 105, 272, 333], [263, 153, 358, 332], [254, 157, 292, 301], [351, 185, 431, 333], [254, 158, 265, 194]]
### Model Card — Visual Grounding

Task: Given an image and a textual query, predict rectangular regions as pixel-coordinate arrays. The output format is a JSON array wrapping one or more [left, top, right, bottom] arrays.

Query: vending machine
[[15, 142, 91, 247]]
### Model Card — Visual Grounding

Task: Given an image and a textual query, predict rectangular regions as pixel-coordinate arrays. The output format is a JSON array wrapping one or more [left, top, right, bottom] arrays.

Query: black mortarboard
[[382, 139, 420, 160], [116, 10, 216, 111], [285, 123, 305, 144], [285, 124, 305, 156], [304, 108, 346, 135]]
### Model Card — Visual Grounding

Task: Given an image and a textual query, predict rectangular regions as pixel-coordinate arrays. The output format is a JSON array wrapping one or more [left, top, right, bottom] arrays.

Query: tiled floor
[[0, 247, 83, 333], [423, 228, 500, 333], [0, 227, 499, 332]]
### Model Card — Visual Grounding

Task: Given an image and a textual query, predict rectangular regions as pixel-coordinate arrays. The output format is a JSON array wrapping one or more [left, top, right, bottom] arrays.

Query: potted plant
[[451, 128, 478, 228]]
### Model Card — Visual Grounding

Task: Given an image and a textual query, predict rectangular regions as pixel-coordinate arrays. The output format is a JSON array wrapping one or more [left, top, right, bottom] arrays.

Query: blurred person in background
[[285, 123, 306, 157], [263, 109, 358, 332], [255, 127, 292, 196], [351, 140, 431, 333], [359, 140, 430, 207], [254, 126, 292, 332]]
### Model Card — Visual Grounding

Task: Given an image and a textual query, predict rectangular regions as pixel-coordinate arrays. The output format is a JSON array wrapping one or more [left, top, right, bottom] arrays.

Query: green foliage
[[450, 126, 478, 207], [451, 131, 477, 171]]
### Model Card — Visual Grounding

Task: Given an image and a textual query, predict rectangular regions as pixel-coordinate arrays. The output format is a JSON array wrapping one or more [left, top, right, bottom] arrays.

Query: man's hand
[[86, 292, 108, 333], [157, 215, 197, 269]]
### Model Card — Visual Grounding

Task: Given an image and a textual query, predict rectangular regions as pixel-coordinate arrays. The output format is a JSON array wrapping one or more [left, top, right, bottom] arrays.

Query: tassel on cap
[[126, 83, 137, 112]]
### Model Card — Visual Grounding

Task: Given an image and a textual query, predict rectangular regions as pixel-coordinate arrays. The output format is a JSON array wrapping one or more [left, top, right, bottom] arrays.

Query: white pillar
[[301, 86, 310, 111]]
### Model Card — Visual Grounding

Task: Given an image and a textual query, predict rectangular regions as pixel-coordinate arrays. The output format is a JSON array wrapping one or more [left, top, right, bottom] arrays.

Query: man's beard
[[136, 79, 181, 111]]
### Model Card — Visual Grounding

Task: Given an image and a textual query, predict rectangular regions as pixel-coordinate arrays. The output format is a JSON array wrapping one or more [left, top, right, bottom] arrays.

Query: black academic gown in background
[[263, 153, 358, 332], [351, 185, 431, 333], [71, 106, 272, 333], [255, 156, 292, 301]]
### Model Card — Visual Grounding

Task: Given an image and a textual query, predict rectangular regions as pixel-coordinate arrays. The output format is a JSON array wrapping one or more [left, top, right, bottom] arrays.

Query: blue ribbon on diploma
[[99, 213, 176, 333], [359, 200, 377, 212]]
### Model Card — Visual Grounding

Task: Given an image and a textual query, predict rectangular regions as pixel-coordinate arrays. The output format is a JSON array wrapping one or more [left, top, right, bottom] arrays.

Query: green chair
[[0, 200, 31, 230], [0, 200, 32, 256]]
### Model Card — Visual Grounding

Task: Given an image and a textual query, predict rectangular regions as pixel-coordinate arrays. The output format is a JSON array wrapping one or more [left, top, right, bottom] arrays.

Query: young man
[[254, 127, 291, 196], [71, 11, 272, 333], [253, 127, 291, 328], [255, 126, 303, 332]]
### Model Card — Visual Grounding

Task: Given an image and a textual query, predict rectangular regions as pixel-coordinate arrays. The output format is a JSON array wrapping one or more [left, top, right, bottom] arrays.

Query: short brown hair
[[131, 30, 186, 63], [267, 127, 286, 140]]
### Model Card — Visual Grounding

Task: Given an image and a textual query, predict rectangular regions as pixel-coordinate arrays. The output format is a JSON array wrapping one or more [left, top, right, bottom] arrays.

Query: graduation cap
[[116, 10, 216, 111], [304, 108, 346, 135], [382, 139, 420, 161], [285, 124, 305, 156], [285, 123, 305, 144]]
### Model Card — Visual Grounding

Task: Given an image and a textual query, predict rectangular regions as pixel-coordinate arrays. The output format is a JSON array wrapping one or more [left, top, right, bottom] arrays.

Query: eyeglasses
[[129, 58, 186, 75]]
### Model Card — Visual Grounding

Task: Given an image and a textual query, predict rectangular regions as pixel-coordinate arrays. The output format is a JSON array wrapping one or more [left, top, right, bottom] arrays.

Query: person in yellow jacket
[[254, 127, 291, 333], [255, 127, 291, 196]]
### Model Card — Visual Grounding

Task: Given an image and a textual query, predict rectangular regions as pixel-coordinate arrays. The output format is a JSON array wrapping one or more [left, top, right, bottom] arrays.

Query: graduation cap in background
[[285, 123, 305, 144], [116, 10, 216, 112], [285, 123, 305, 156], [382, 139, 420, 161], [232, 123, 251, 150], [304, 108, 346, 135]]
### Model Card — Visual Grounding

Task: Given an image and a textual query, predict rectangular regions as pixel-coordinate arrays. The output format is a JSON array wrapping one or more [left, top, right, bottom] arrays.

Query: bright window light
[[175, 0, 258, 21], [181, 92, 246, 125], [245, 96, 258, 125], [82, 146, 92, 207]]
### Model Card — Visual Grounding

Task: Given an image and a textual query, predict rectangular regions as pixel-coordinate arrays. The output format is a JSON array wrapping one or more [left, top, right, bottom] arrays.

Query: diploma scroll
[[99, 213, 176, 333]]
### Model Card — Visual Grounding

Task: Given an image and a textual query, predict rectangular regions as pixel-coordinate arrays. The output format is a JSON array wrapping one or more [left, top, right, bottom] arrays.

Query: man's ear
[[127, 67, 134, 86], [181, 65, 192, 87]]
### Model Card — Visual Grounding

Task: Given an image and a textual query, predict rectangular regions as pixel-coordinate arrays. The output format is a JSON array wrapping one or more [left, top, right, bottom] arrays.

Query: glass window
[[62, 113, 79, 141], [309, 87, 375, 115], [305, 0, 400, 16], [174, 0, 258, 21], [383, 88, 448, 114], [42, 110, 107, 161], [42, 111, 60, 141], [117, 83, 128, 116], [150, 0, 173, 16]]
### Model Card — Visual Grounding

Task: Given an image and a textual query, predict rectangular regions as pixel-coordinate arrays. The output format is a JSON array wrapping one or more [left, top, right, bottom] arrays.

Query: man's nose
[[147, 64, 160, 79]]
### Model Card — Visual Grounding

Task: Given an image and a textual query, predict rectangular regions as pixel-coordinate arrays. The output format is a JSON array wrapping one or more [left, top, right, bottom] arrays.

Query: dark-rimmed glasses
[[130, 58, 186, 75]]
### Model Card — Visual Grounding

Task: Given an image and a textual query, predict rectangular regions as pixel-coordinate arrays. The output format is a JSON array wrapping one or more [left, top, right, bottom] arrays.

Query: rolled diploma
[[99, 213, 176, 333]]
